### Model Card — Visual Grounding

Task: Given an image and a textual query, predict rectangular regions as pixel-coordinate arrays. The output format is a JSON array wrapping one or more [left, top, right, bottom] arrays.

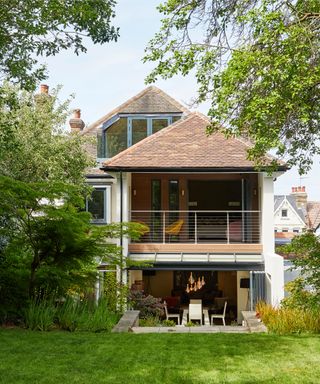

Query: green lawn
[[0, 329, 319, 384]]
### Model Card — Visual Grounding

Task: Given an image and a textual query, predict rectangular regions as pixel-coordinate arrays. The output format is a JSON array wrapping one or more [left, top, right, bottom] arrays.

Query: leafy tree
[[0, 83, 93, 186], [0, 85, 145, 321], [0, 0, 119, 89], [281, 232, 320, 310], [144, 0, 320, 172], [0, 177, 143, 310]]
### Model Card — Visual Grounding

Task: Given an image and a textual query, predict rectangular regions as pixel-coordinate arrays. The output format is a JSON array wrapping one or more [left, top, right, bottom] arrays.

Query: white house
[[274, 186, 320, 246], [70, 86, 287, 323]]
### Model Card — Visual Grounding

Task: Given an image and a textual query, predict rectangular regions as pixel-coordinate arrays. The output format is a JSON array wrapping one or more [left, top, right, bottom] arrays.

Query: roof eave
[[101, 165, 288, 173]]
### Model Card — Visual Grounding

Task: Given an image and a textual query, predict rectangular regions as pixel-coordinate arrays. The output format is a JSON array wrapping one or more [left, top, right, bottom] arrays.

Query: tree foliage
[[0, 0, 119, 89], [283, 232, 320, 292], [0, 83, 93, 186], [145, 0, 320, 172]]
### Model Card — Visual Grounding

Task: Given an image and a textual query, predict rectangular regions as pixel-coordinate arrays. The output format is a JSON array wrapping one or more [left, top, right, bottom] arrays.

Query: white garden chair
[[164, 301, 180, 325], [211, 301, 227, 326], [188, 303, 203, 325]]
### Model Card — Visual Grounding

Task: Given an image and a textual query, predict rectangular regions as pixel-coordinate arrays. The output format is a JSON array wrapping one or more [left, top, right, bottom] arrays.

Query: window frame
[[99, 113, 182, 159], [86, 185, 111, 224], [281, 209, 288, 217]]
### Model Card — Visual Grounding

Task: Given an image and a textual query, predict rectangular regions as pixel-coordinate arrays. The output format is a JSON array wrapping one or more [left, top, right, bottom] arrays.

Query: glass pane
[[169, 180, 179, 223], [106, 118, 127, 158], [97, 130, 104, 158], [88, 188, 105, 221], [152, 119, 168, 134], [152, 180, 161, 210], [172, 116, 181, 123], [132, 119, 147, 145], [151, 180, 161, 241]]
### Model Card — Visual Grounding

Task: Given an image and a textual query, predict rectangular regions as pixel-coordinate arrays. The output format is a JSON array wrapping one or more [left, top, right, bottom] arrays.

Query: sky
[[41, 0, 320, 201]]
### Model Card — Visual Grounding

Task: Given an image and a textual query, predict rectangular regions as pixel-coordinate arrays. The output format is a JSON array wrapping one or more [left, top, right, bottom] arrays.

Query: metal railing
[[131, 210, 260, 244]]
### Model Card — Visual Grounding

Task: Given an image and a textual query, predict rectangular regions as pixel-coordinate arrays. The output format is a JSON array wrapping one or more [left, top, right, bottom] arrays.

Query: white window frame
[[86, 185, 111, 224]]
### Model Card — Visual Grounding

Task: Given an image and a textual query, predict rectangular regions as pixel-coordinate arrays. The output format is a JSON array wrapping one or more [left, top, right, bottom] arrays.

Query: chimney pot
[[302, 186, 306, 192], [40, 84, 49, 94], [73, 109, 81, 119], [291, 187, 295, 193], [69, 109, 85, 132]]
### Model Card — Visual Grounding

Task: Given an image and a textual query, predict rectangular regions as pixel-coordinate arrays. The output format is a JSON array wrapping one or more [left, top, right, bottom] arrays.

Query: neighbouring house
[[71, 86, 287, 324], [274, 186, 320, 246], [274, 186, 320, 293]]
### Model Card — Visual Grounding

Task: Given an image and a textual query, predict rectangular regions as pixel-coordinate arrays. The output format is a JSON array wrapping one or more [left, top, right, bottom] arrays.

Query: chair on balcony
[[188, 302, 203, 325], [211, 301, 227, 326], [165, 219, 184, 242], [164, 301, 180, 325]]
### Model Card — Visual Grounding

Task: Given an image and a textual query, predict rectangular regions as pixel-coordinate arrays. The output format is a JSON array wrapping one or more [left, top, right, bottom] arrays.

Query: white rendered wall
[[260, 173, 284, 305], [259, 173, 275, 254]]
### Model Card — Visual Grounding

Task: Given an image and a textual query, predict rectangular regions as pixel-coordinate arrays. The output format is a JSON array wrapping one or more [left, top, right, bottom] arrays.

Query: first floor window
[[86, 187, 110, 223]]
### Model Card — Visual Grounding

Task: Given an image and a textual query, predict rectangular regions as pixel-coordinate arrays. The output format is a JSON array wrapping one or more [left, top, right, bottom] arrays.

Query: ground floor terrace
[[129, 266, 265, 325]]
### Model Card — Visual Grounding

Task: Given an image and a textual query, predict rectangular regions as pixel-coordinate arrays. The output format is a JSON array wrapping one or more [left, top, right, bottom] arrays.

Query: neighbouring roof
[[82, 86, 190, 137], [102, 112, 285, 172], [86, 167, 113, 179], [274, 196, 320, 230], [306, 201, 320, 230], [274, 195, 306, 223]]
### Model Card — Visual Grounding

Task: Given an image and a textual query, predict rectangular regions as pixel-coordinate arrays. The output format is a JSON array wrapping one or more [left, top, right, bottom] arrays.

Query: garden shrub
[[256, 301, 320, 335], [24, 295, 119, 332], [24, 297, 56, 331], [128, 289, 164, 319]]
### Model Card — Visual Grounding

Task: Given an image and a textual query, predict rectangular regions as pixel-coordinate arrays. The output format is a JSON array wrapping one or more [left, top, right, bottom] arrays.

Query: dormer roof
[[102, 112, 285, 172], [82, 86, 189, 137]]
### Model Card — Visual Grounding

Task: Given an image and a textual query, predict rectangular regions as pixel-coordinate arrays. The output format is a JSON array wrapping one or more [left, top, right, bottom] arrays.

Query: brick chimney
[[290, 186, 307, 209], [34, 84, 50, 103], [69, 109, 85, 132]]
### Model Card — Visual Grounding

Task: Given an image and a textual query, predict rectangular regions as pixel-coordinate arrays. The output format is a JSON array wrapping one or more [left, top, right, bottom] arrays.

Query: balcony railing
[[131, 210, 260, 244]]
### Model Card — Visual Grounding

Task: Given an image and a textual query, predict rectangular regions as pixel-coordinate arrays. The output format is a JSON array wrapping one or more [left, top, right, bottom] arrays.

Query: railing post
[[227, 212, 230, 244], [195, 211, 197, 244], [163, 211, 166, 244]]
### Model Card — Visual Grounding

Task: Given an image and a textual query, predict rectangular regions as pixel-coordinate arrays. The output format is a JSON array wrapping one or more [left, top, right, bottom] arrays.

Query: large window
[[101, 115, 182, 158], [86, 187, 110, 224]]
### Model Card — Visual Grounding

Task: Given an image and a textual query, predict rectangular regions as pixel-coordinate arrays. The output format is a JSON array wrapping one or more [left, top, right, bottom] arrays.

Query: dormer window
[[97, 114, 182, 159]]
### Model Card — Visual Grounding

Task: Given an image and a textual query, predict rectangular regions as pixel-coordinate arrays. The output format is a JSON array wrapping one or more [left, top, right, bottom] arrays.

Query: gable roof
[[102, 112, 285, 172], [274, 195, 306, 224], [82, 86, 189, 137]]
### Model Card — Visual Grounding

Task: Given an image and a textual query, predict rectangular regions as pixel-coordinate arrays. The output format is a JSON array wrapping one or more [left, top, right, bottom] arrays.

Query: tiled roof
[[306, 201, 320, 230], [86, 167, 112, 177], [103, 112, 281, 170], [82, 86, 189, 137]]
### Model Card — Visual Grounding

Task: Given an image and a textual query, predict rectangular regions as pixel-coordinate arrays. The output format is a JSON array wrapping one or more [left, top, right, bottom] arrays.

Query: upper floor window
[[98, 115, 182, 159], [86, 186, 111, 224], [281, 209, 288, 217]]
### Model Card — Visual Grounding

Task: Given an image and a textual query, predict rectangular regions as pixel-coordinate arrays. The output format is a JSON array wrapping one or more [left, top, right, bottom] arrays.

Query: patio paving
[[131, 325, 250, 333]]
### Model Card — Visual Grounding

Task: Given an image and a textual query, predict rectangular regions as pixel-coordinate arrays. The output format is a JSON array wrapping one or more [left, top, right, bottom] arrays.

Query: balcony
[[131, 210, 260, 244]]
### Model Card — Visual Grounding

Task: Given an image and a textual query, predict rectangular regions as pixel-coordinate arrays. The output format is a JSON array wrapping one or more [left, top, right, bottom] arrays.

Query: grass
[[0, 329, 320, 383]]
